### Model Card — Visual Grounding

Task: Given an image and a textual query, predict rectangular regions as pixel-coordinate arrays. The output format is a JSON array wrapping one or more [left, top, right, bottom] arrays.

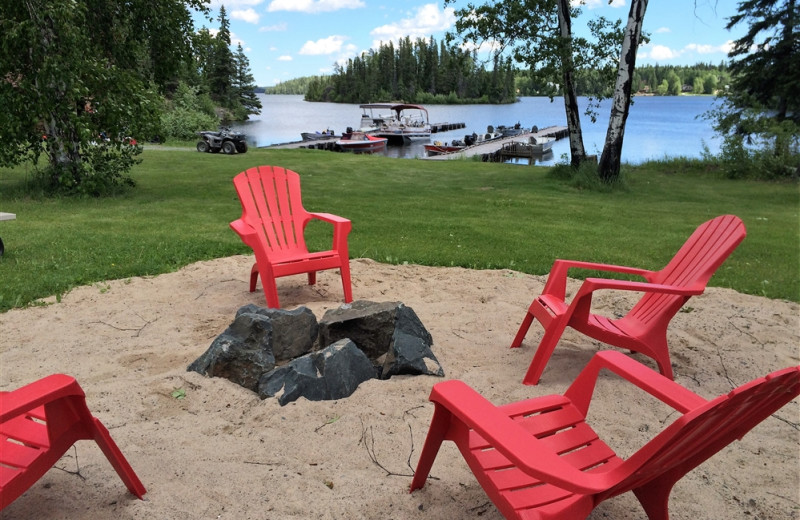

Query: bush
[[160, 108, 219, 140], [31, 140, 141, 196], [548, 155, 628, 191], [705, 119, 800, 180]]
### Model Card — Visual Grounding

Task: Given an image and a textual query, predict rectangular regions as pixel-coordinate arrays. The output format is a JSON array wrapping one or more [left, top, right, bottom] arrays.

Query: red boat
[[424, 140, 465, 156], [335, 132, 388, 154]]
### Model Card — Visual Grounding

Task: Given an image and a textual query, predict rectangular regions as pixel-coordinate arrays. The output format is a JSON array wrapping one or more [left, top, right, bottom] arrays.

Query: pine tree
[[207, 6, 235, 108], [233, 43, 262, 119]]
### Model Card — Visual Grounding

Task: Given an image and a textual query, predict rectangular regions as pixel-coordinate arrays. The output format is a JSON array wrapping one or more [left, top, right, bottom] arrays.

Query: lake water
[[230, 94, 721, 165]]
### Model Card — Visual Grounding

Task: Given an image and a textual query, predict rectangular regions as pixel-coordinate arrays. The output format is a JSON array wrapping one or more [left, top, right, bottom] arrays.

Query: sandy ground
[[1, 256, 798, 519]]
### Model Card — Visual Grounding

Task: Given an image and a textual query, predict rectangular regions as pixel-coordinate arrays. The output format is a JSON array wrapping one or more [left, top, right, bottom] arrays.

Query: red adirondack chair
[[511, 214, 746, 385], [0, 374, 146, 510], [410, 351, 800, 520], [231, 165, 353, 308]]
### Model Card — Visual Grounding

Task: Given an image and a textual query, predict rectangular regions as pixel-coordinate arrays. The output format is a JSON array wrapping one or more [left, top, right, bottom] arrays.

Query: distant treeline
[[295, 37, 517, 104], [266, 57, 730, 101]]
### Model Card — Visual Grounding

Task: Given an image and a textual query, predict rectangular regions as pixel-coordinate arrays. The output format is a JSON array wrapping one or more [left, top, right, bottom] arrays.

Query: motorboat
[[528, 135, 555, 153], [335, 131, 388, 154], [496, 123, 526, 137], [424, 140, 465, 156], [301, 130, 336, 141], [359, 103, 431, 144]]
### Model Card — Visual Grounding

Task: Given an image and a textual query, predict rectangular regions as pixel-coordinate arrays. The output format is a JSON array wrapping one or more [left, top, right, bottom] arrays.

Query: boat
[[335, 131, 388, 154], [301, 130, 335, 141], [528, 135, 555, 153], [424, 140, 466, 156], [496, 123, 526, 137], [359, 103, 431, 144]]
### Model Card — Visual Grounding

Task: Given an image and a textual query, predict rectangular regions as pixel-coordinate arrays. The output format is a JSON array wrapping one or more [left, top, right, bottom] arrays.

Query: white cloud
[[259, 22, 288, 32], [208, 0, 264, 6], [647, 44, 679, 60], [278, 55, 293, 61], [299, 35, 349, 55], [370, 3, 456, 47], [231, 8, 260, 24], [267, 0, 365, 13], [684, 42, 730, 54], [655, 27, 671, 34], [572, 0, 625, 8]]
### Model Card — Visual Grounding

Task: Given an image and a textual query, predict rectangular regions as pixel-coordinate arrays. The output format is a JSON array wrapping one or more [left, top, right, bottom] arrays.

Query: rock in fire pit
[[188, 300, 444, 405]]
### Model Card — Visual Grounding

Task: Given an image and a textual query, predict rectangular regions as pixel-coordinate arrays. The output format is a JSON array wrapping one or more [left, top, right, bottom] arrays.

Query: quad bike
[[196, 128, 248, 154]]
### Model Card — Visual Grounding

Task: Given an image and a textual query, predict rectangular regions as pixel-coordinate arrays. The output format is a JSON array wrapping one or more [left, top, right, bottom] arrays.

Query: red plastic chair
[[0, 374, 146, 510], [410, 351, 800, 520], [512, 215, 746, 385], [231, 165, 353, 308]]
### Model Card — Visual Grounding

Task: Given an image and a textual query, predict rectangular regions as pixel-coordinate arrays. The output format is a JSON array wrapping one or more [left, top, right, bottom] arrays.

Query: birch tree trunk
[[598, 0, 649, 181], [556, 0, 587, 167]]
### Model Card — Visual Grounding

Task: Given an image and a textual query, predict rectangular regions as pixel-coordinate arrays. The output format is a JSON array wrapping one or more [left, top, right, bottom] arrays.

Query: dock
[[431, 122, 466, 133], [265, 124, 569, 159], [423, 125, 569, 162]]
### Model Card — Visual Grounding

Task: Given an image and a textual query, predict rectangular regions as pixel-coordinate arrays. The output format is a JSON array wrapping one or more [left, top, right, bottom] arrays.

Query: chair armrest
[[429, 380, 616, 494], [309, 212, 352, 252], [544, 259, 656, 300], [564, 351, 708, 417], [580, 277, 705, 297], [230, 218, 256, 240], [0, 374, 83, 423], [563, 277, 704, 324]]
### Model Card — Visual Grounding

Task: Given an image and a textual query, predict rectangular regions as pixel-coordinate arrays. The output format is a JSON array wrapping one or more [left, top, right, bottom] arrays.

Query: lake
[[229, 94, 721, 165]]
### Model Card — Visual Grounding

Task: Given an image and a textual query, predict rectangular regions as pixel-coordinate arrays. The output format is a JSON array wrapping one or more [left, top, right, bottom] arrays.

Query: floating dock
[[423, 125, 569, 162], [266, 124, 567, 159]]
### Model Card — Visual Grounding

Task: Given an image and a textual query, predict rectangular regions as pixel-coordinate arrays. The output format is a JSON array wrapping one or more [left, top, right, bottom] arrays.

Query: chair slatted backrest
[[628, 215, 746, 325], [233, 166, 311, 261], [603, 366, 800, 500]]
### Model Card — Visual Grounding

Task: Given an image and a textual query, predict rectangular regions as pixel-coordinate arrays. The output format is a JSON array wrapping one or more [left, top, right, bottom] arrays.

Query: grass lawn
[[0, 145, 798, 313]]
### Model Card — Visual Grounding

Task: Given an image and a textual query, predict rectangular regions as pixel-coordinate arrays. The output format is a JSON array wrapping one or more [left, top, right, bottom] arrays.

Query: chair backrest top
[[233, 166, 311, 256], [654, 215, 746, 287], [606, 365, 800, 498], [629, 215, 746, 323]]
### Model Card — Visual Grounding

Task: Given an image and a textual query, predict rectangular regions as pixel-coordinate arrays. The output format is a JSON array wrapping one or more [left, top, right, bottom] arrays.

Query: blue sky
[[198, 0, 744, 87]]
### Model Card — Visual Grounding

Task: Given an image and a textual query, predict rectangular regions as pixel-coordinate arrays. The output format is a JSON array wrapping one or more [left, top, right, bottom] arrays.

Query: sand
[[1, 256, 798, 519]]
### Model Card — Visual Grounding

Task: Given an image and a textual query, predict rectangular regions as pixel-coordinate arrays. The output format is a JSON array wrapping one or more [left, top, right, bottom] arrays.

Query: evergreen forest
[[274, 50, 730, 102], [302, 37, 517, 104]]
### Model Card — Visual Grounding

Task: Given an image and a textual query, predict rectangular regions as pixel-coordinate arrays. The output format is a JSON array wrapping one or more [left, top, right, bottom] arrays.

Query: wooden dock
[[265, 124, 568, 159], [423, 125, 569, 162]]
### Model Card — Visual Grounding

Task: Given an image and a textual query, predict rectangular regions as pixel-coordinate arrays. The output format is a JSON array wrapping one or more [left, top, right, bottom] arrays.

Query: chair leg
[[409, 404, 451, 492], [633, 476, 678, 520], [262, 276, 281, 308], [511, 311, 535, 348], [249, 264, 259, 293], [522, 319, 569, 386], [340, 261, 353, 303], [307, 271, 317, 286], [90, 418, 147, 499], [650, 339, 675, 381]]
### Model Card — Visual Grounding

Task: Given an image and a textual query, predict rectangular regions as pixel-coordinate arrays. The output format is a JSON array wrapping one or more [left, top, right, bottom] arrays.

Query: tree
[[444, 0, 620, 166], [597, 0, 649, 181], [445, 0, 649, 178], [708, 0, 799, 178], [206, 6, 236, 107], [232, 43, 263, 120], [0, 0, 206, 194]]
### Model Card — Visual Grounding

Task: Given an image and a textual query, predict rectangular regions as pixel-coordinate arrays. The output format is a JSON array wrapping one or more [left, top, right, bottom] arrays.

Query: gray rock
[[187, 305, 318, 391], [235, 304, 318, 361], [258, 339, 377, 406], [318, 300, 399, 360], [319, 300, 443, 379]]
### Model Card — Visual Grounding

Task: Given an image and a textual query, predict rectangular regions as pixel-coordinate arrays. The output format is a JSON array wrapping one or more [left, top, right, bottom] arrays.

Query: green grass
[[0, 146, 798, 313]]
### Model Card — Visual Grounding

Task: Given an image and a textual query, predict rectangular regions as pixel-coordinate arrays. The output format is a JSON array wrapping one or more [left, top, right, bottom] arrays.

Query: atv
[[196, 127, 248, 154]]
